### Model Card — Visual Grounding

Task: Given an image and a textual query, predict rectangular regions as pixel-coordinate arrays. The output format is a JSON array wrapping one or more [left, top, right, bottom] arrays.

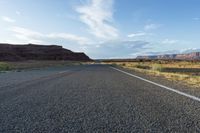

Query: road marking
[[58, 71, 69, 74], [111, 67, 200, 102]]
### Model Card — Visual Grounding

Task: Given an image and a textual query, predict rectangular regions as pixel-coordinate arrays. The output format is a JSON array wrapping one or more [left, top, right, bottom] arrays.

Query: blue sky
[[0, 0, 200, 59]]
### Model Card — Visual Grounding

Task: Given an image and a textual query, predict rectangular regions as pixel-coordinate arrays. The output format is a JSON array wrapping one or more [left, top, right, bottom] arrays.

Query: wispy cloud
[[137, 50, 180, 56], [162, 39, 179, 44], [2, 16, 15, 23], [85, 40, 150, 58], [144, 23, 161, 30], [138, 48, 200, 56], [16, 11, 21, 16], [47, 33, 90, 45], [11, 27, 44, 44], [193, 17, 200, 21], [10, 26, 91, 44], [76, 0, 118, 39], [127, 32, 147, 38], [180, 48, 200, 53]]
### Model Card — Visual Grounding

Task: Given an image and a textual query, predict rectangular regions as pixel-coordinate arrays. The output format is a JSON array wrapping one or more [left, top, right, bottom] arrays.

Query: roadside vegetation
[[0, 61, 93, 72], [0, 62, 11, 71], [105, 60, 200, 87]]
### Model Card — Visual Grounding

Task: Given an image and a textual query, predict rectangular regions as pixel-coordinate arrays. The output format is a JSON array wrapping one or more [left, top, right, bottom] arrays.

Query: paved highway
[[1, 65, 200, 132]]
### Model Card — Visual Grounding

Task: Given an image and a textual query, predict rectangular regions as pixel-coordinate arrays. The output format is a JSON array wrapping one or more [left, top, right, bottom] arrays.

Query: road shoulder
[[111, 65, 200, 98]]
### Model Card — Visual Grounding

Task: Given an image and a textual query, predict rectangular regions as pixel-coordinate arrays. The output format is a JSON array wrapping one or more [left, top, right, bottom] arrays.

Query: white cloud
[[12, 27, 43, 37], [11, 27, 44, 43], [193, 17, 200, 21], [10, 26, 91, 45], [180, 48, 200, 53], [47, 33, 90, 45], [137, 50, 180, 56], [2, 16, 15, 23], [76, 0, 118, 39], [128, 32, 146, 38], [85, 40, 150, 59], [16, 11, 21, 16], [144, 24, 160, 30], [138, 48, 200, 57], [162, 39, 178, 44]]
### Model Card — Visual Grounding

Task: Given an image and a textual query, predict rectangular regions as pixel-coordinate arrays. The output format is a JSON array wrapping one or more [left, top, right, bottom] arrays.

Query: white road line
[[58, 71, 69, 74], [110, 67, 200, 102]]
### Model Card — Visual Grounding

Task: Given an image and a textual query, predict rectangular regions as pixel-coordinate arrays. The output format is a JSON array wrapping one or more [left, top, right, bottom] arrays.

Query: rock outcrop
[[137, 52, 200, 60], [0, 43, 91, 61]]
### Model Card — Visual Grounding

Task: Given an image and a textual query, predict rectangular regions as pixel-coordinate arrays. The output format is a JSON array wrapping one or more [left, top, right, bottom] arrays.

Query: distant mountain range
[[137, 52, 200, 60], [0, 43, 91, 61]]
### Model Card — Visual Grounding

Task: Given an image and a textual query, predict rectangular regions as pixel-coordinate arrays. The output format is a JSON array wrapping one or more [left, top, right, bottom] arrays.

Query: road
[[1, 64, 200, 132]]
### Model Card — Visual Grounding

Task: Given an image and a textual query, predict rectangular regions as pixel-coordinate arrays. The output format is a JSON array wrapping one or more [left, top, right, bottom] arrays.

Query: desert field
[[103, 60, 200, 87]]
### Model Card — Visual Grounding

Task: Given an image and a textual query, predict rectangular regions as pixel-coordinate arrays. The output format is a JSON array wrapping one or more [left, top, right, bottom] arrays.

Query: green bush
[[135, 64, 151, 69], [151, 64, 163, 72], [122, 63, 126, 66], [0, 62, 10, 71], [111, 63, 117, 66]]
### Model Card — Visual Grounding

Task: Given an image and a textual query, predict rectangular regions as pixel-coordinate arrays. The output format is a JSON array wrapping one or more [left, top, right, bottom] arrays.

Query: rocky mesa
[[137, 52, 200, 60], [0, 43, 91, 61]]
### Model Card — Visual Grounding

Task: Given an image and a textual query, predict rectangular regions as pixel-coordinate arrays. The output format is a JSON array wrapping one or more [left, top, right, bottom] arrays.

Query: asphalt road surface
[[1, 64, 200, 132]]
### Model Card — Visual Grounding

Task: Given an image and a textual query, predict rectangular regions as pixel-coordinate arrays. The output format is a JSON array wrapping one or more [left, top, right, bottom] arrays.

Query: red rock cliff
[[0, 43, 91, 61]]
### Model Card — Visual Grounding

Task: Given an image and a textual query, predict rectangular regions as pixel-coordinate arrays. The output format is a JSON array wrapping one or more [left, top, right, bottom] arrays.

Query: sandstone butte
[[0, 43, 92, 61]]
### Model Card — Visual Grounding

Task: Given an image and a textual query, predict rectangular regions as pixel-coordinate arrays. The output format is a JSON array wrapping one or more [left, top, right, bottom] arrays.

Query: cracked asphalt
[[1, 64, 200, 132]]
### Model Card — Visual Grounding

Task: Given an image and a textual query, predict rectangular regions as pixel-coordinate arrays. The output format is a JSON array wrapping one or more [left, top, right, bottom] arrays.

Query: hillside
[[137, 52, 200, 60], [0, 43, 91, 61]]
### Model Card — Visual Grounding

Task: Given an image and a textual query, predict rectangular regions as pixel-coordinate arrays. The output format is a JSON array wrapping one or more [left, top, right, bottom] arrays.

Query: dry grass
[[1, 60, 93, 71], [105, 60, 200, 88], [0, 62, 10, 71]]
